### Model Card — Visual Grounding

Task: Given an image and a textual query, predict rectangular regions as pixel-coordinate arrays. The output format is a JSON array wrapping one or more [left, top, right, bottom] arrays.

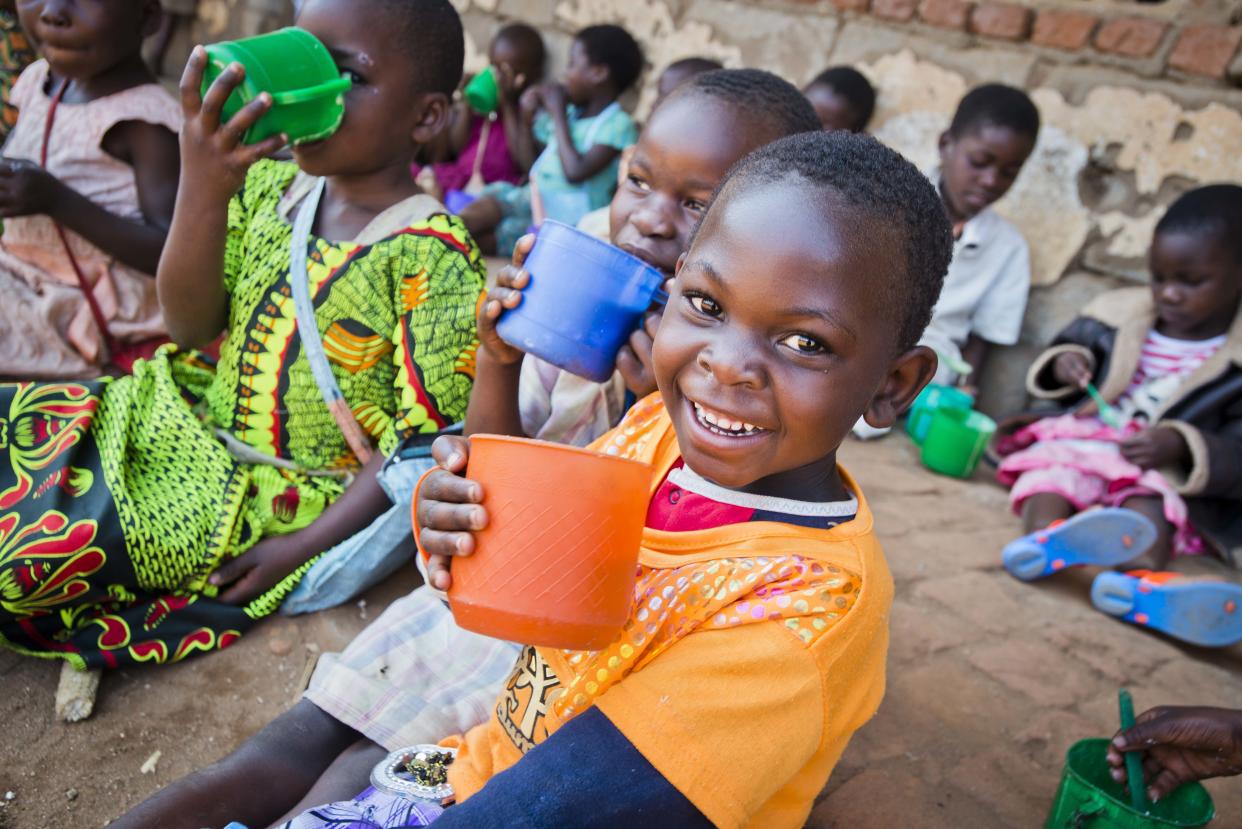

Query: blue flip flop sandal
[[1091, 571, 1242, 647], [1002, 507, 1157, 582]]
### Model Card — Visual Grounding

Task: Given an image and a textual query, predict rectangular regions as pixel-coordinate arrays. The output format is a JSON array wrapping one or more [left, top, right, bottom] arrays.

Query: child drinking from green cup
[[0, 0, 485, 673]]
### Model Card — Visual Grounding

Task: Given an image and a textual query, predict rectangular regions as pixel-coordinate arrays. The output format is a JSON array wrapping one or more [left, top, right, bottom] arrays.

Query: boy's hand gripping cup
[[201, 27, 351, 146], [414, 435, 652, 651], [496, 221, 667, 383]]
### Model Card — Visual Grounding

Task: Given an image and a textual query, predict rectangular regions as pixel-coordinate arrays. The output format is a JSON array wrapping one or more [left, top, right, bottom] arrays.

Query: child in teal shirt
[[461, 24, 641, 255]]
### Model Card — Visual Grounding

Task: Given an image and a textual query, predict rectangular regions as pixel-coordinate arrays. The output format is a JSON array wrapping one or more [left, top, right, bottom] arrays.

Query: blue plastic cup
[[496, 221, 666, 382], [444, 189, 477, 214]]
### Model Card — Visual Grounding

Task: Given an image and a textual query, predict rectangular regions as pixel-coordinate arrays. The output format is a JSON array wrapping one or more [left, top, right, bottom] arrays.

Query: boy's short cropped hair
[[381, 0, 464, 95], [664, 56, 724, 77], [708, 131, 953, 351], [1156, 184, 1242, 266], [576, 24, 645, 93], [675, 68, 821, 137], [948, 82, 1040, 141], [808, 66, 876, 132]]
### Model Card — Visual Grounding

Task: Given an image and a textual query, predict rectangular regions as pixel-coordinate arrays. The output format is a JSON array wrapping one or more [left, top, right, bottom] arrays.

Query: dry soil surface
[[1, 436, 1239, 829]]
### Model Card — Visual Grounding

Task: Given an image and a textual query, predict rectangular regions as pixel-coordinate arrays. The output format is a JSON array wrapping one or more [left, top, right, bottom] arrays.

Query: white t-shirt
[[920, 200, 1031, 381]]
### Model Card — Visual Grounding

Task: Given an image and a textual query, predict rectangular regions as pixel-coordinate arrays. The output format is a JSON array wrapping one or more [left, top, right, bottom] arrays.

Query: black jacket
[[1026, 287, 1242, 563]]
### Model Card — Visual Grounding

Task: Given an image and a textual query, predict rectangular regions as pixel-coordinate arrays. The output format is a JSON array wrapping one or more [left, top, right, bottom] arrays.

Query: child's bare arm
[[463, 235, 534, 439], [539, 85, 620, 184], [0, 121, 179, 274], [157, 46, 285, 348]]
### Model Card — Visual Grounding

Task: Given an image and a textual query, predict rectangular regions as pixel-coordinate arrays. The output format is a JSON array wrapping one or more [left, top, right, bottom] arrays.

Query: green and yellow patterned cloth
[[0, 161, 485, 669]]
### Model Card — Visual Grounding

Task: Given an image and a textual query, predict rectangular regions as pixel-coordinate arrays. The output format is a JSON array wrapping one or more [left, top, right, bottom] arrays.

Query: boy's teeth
[[693, 402, 761, 436]]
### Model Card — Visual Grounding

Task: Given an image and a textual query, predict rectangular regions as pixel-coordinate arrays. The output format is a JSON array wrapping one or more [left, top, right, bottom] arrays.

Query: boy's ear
[[141, 0, 164, 38], [937, 130, 952, 157], [586, 62, 610, 89], [410, 92, 452, 146], [861, 345, 939, 429]]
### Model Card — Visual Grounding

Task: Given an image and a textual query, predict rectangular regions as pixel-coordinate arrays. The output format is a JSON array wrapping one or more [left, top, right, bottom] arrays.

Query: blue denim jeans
[[279, 437, 442, 616]]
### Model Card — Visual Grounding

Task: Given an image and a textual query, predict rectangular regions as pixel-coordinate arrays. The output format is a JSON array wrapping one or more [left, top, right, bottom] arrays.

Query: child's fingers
[[417, 499, 488, 533], [418, 469, 482, 508], [486, 285, 524, 311], [178, 45, 208, 116], [199, 62, 246, 129], [208, 553, 251, 587], [430, 435, 470, 471], [219, 92, 272, 149], [425, 554, 454, 591], [241, 132, 289, 165], [417, 527, 477, 560], [493, 266, 530, 291], [511, 233, 536, 267]]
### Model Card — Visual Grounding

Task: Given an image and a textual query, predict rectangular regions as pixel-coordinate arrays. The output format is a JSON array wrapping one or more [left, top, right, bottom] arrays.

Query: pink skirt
[[996, 414, 1204, 557]]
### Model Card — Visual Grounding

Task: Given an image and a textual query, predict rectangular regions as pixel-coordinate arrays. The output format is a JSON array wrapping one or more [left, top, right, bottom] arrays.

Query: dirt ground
[[1, 436, 1239, 829]]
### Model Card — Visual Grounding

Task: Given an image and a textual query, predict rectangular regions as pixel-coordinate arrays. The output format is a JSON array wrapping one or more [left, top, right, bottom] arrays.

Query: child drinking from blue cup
[[467, 69, 823, 447], [458, 24, 641, 256]]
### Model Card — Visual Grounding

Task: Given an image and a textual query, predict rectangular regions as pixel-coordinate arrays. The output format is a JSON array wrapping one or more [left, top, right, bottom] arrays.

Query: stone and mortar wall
[[206, 0, 1242, 413]]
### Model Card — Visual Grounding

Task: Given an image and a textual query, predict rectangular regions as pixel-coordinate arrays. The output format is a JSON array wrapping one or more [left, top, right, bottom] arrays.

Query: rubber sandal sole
[[1002, 507, 1157, 582], [1091, 572, 1242, 648]]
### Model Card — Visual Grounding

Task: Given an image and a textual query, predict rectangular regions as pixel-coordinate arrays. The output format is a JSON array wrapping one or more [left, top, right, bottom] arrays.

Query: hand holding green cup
[[200, 27, 351, 146]]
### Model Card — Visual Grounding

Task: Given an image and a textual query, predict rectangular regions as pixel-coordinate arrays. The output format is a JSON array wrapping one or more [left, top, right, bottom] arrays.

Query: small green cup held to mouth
[[463, 66, 500, 114], [201, 27, 352, 146]]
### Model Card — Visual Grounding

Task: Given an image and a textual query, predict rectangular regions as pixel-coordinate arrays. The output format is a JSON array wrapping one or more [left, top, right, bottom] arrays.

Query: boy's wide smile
[[652, 177, 916, 502]]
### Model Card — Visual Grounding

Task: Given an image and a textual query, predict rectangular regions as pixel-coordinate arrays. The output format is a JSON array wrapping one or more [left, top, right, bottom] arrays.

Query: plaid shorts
[[304, 586, 521, 750]]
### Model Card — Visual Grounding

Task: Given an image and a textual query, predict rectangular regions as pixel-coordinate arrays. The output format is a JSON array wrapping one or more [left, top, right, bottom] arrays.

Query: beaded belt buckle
[[370, 745, 458, 803]]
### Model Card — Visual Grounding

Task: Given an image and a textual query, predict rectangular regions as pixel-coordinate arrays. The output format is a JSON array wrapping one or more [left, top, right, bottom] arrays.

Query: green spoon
[[1087, 382, 1124, 430], [1119, 689, 1149, 814]]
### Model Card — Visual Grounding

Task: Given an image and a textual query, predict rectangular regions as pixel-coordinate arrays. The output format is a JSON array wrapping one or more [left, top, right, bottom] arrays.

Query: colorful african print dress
[[0, 160, 485, 670]]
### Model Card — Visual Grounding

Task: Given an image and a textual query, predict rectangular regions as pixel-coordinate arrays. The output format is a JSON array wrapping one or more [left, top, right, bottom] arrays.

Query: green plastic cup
[[920, 406, 996, 478], [905, 383, 975, 445], [1046, 739, 1214, 829], [463, 66, 500, 114], [201, 27, 351, 146]]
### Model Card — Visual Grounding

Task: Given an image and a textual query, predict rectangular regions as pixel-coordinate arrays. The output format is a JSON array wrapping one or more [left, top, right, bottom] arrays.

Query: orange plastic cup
[[426, 434, 653, 650]]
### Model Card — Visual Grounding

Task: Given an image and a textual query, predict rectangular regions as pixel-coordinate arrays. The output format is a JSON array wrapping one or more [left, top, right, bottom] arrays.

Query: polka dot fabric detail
[[553, 555, 861, 719]]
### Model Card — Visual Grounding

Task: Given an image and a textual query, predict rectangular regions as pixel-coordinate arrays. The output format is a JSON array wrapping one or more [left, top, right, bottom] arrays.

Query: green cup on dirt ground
[[905, 382, 975, 445], [463, 66, 500, 114], [201, 27, 351, 146], [1046, 739, 1214, 829], [920, 406, 996, 478]]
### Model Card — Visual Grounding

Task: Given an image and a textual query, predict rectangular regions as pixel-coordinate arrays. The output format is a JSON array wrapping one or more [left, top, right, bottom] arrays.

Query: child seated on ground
[[414, 23, 545, 203], [111, 68, 828, 829], [803, 65, 875, 133], [997, 185, 1242, 647], [853, 83, 1038, 439], [459, 24, 641, 255], [0, 0, 181, 380], [470, 69, 822, 447], [294, 128, 952, 829], [0, 0, 484, 671], [921, 83, 1039, 392]]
